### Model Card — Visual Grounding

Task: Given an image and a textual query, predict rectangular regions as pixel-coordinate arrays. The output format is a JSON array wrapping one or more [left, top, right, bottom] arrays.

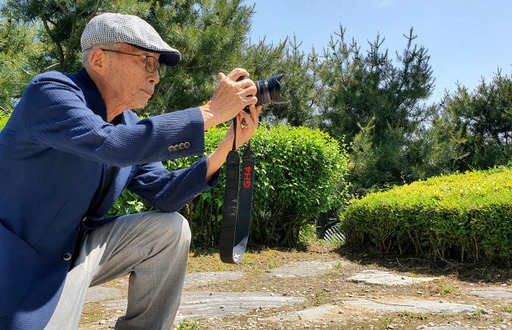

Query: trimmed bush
[[110, 124, 350, 248], [340, 167, 512, 264], [246, 124, 350, 247], [0, 116, 7, 130]]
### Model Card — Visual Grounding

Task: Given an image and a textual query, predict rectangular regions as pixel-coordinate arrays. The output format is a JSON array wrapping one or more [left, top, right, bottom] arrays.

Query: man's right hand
[[200, 68, 258, 130]]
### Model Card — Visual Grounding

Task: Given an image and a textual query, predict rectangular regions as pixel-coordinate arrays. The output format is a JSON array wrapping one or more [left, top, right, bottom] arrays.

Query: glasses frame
[[100, 49, 162, 75]]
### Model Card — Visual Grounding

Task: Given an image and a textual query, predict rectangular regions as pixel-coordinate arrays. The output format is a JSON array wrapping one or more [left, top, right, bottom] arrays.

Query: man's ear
[[88, 49, 107, 75]]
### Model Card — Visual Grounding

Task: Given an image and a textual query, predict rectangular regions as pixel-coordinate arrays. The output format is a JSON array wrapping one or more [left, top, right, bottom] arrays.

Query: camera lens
[[255, 80, 270, 106], [238, 74, 289, 112], [255, 74, 288, 106]]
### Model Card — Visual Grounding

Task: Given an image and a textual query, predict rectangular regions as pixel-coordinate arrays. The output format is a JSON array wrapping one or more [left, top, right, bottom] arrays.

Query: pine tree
[[425, 70, 512, 173], [0, 13, 41, 114], [317, 26, 435, 191]]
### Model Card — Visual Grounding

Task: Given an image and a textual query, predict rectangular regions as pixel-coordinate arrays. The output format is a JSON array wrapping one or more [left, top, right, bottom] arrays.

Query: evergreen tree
[[317, 26, 435, 192], [425, 70, 512, 173], [260, 36, 322, 127], [0, 14, 41, 114]]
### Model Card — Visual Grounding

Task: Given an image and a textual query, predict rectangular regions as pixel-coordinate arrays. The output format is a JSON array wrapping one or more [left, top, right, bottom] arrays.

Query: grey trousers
[[45, 212, 191, 330]]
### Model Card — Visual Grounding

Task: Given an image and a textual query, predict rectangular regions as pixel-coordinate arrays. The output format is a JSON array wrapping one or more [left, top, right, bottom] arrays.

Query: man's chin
[[131, 99, 150, 110]]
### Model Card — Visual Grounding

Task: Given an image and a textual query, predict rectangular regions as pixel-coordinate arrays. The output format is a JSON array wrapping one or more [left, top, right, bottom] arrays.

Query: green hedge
[[340, 168, 512, 263], [0, 116, 7, 130], [110, 124, 350, 248]]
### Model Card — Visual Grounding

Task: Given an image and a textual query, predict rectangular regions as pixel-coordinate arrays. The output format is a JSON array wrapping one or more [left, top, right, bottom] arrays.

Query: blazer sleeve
[[127, 157, 220, 212], [19, 72, 205, 167]]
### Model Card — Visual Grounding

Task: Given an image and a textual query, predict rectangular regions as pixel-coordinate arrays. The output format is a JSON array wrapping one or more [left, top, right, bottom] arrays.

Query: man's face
[[103, 44, 161, 111]]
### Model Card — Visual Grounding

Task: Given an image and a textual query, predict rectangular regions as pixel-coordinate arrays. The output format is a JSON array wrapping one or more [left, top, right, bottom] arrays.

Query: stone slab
[[348, 269, 439, 286], [469, 287, 512, 301], [268, 261, 341, 278], [175, 291, 306, 322], [262, 304, 338, 322], [342, 298, 480, 314], [184, 271, 244, 289], [102, 291, 306, 323]]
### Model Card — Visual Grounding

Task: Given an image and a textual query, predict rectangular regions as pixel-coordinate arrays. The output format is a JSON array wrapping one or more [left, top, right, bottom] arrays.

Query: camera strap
[[219, 117, 255, 264]]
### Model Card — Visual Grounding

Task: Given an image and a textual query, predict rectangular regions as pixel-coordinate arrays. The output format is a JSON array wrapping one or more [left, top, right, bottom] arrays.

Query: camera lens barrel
[[237, 74, 288, 109], [255, 80, 271, 106]]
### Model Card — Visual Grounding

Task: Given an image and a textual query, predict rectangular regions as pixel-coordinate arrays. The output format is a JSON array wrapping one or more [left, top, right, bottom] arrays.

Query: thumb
[[218, 72, 226, 80]]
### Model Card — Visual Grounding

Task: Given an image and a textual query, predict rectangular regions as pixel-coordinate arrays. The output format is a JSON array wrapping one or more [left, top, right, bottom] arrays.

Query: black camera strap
[[219, 117, 255, 264]]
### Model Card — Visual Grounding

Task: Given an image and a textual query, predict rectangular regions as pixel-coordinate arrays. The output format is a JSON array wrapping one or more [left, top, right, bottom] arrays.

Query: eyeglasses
[[100, 49, 162, 75]]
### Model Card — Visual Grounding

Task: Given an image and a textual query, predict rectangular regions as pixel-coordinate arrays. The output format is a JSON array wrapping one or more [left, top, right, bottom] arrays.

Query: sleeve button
[[62, 252, 72, 261]]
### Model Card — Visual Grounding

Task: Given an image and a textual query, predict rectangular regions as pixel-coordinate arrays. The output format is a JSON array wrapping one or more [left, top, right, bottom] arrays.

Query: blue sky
[[245, 0, 512, 104]]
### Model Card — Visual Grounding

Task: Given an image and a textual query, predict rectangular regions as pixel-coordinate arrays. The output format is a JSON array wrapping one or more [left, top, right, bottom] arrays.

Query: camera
[[239, 74, 289, 111]]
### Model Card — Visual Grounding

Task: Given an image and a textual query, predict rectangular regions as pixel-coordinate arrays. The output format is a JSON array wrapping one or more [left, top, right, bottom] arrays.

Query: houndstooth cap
[[81, 13, 181, 66]]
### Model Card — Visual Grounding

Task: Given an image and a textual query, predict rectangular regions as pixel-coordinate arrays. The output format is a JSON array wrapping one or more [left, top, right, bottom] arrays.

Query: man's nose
[[149, 71, 160, 84]]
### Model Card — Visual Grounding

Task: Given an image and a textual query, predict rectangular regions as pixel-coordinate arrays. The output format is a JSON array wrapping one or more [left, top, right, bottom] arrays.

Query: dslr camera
[[239, 74, 289, 111]]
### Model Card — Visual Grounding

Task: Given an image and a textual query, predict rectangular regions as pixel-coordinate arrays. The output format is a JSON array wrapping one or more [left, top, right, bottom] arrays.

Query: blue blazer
[[0, 68, 217, 329]]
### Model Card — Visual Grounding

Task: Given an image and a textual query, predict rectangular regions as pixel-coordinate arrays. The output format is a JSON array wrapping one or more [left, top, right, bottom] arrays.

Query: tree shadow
[[335, 245, 512, 284]]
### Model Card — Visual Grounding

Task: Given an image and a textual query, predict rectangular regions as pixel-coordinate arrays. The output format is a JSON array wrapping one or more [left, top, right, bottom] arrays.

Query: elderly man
[[0, 12, 260, 329]]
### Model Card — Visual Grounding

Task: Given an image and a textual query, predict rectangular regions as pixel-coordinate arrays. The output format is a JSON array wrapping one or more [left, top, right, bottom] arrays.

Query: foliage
[[0, 115, 8, 130], [422, 70, 512, 174], [0, 15, 42, 114], [248, 124, 350, 246], [176, 318, 201, 330], [316, 26, 435, 193], [109, 124, 350, 248], [108, 190, 154, 216], [259, 36, 323, 127], [3, 0, 152, 73], [340, 167, 512, 264]]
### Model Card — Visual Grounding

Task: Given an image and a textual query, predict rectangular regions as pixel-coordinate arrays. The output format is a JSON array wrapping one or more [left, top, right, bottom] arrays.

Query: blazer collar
[[73, 68, 108, 122]]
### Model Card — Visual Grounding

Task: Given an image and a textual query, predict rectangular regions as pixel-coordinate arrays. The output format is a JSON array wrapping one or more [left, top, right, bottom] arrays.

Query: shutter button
[[62, 252, 72, 261]]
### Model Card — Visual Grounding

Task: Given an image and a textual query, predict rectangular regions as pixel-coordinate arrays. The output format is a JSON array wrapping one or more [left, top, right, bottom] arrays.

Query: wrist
[[199, 103, 216, 130], [206, 138, 232, 181]]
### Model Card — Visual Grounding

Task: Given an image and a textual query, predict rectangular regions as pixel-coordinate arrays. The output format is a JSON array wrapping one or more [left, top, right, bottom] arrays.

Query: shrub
[[0, 116, 8, 130], [340, 167, 512, 264], [110, 124, 350, 248], [247, 124, 350, 247]]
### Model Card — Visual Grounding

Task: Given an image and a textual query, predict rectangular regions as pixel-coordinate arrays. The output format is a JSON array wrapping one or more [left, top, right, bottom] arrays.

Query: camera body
[[238, 74, 289, 111]]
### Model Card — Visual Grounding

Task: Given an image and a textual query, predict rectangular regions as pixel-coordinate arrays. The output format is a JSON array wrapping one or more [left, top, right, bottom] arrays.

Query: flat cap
[[81, 12, 181, 66]]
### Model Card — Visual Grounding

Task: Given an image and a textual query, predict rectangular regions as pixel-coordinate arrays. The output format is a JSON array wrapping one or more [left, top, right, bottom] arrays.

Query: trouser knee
[[153, 212, 191, 249]]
